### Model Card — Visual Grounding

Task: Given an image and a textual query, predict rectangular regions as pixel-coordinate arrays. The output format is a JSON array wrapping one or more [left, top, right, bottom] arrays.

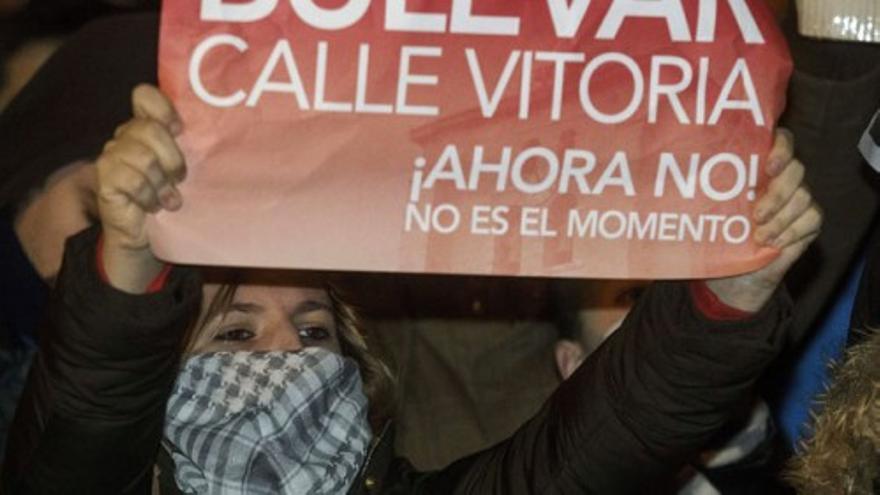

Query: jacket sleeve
[[2, 226, 201, 494], [401, 281, 792, 494]]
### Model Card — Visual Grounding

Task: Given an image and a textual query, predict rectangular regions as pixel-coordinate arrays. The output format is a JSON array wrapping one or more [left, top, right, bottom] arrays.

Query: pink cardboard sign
[[154, 0, 791, 278]]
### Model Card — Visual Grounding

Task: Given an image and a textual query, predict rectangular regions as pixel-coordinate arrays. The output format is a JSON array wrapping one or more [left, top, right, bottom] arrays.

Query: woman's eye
[[214, 328, 255, 342], [298, 326, 330, 341]]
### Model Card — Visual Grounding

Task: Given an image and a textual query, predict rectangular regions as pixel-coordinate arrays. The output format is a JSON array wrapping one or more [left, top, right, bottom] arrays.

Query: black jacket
[[3, 227, 793, 494]]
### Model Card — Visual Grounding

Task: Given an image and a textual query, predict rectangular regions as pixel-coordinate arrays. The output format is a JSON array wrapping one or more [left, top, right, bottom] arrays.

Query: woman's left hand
[[706, 129, 823, 312]]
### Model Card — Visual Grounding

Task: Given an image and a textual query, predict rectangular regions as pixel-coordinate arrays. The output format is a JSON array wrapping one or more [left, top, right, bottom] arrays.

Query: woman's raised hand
[[96, 84, 186, 293], [706, 129, 822, 312]]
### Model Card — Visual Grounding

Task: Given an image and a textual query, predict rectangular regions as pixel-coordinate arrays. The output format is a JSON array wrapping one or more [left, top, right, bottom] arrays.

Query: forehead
[[203, 283, 331, 310]]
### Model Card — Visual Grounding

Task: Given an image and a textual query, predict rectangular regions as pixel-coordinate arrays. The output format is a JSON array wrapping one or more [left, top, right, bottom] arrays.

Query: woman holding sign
[[3, 84, 821, 494]]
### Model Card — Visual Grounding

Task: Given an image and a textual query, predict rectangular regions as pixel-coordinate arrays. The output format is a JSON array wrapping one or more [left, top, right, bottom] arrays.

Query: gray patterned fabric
[[163, 348, 371, 494]]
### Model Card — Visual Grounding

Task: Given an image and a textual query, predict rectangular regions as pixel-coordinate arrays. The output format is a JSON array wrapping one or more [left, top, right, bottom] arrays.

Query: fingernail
[[754, 208, 766, 222], [771, 236, 785, 248], [169, 120, 183, 135], [768, 158, 783, 175], [755, 230, 773, 246]]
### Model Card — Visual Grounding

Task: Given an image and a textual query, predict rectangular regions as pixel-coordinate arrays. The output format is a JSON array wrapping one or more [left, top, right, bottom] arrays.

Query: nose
[[264, 317, 303, 352]]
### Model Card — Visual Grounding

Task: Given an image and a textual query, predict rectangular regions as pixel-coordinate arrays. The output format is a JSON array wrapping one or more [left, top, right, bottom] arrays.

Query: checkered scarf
[[163, 348, 371, 494]]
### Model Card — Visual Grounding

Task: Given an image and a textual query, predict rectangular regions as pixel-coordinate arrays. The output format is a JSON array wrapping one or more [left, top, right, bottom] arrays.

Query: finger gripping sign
[[155, 0, 791, 279]]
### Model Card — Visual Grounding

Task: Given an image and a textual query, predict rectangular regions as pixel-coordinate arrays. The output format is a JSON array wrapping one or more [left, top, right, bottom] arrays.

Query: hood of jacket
[[787, 327, 880, 494]]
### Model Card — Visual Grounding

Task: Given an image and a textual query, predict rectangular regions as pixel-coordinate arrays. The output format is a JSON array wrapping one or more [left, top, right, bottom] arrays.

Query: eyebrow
[[291, 300, 332, 318], [225, 300, 332, 317]]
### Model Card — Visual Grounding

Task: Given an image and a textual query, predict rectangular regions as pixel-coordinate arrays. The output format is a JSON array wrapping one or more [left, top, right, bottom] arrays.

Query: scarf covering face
[[163, 347, 371, 494]]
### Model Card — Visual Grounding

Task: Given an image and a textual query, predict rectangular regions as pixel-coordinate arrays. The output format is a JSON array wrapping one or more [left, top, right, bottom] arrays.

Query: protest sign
[[154, 0, 792, 279]]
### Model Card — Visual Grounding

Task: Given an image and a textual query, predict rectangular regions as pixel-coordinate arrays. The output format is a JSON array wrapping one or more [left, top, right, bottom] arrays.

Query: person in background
[[786, 228, 880, 494], [769, 0, 880, 448], [0, 160, 96, 464], [0, 0, 158, 109], [0, 0, 167, 459], [785, 105, 880, 495], [554, 279, 791, 493]]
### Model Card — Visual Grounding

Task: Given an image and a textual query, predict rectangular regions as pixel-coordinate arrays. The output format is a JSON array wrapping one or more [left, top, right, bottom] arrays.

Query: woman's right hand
[[96, 84, 186, 293]]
